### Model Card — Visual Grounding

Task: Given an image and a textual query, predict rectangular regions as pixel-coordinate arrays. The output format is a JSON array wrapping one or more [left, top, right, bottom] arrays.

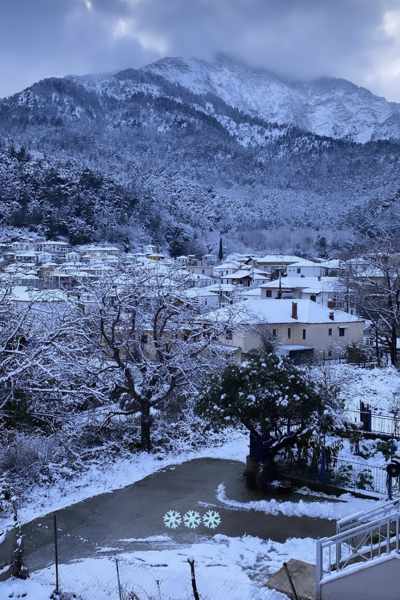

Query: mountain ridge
[[0, 56, 400, 253], [144, 55, 400, 143]]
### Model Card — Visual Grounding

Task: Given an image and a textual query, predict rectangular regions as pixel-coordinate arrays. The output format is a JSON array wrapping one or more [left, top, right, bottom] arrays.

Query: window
[[272, 328, 277, 337], [328, 350, 332, 357], [339, 328, 345, 337], [288, 328, 291, 339], [226, 330, 233, 340], [310, 294, 316, 302], [297, 267, 301, 274], [328, 328, 332, 336], [266, 290, 272, 297], [302, 329, 306, 340]]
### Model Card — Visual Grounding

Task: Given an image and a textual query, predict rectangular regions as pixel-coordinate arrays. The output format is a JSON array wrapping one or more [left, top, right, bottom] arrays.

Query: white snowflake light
[[183, 510, 201, 529], [163, 510, 182, 529], [202, 510, 221, 529]]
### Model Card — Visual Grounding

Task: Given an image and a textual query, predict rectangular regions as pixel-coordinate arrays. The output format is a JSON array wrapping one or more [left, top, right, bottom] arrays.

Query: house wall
[[287, 265, 323, 277], [320, 554, 400, 600], [262, 288, 303, 299], [221, 321, 364, 358]]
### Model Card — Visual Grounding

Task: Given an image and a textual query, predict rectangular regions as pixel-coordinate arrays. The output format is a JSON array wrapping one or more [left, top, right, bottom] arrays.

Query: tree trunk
[[140, 402, 152, 452], [391, 325, 397, 367], [375, 328, 381, 367]]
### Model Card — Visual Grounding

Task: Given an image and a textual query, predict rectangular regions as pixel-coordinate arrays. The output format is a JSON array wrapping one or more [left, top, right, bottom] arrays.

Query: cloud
[[1, 0, 400, 100]]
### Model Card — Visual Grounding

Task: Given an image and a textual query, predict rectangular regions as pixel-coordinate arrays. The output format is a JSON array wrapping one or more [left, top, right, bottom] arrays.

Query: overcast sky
[[2, 0, 400, 100]]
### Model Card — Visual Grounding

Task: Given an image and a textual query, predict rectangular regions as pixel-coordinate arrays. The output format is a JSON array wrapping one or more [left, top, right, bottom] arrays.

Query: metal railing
[[278, 455, 392, 498], [316, 513, 400, 599], [343, 408, 400, 439], [332, 457, 390, 497], [337, 498, 400, 533]]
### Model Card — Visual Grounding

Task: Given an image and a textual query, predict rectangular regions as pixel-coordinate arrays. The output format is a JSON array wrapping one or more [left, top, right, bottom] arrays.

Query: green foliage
[[197, 351, 322, 438], [356, 468, 374, 491], [357, 439, 377, 460], [376, 439, 398, 460], [335, 463, 353, 487]]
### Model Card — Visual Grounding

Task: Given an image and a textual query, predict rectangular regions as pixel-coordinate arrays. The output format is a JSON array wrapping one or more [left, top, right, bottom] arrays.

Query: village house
[[317, 258, 344, 277], [260, 276, 354, 311], [251, 255, 304, 277], [286, 258, 325, 278], [205, 298, 364, 362], [222, 269, 253, 286], [37, 240, 70, 259], [213, 260, 242, 278]]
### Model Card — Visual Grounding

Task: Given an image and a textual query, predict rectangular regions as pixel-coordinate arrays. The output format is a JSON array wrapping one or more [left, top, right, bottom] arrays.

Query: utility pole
[[53, 514, 59, 596]]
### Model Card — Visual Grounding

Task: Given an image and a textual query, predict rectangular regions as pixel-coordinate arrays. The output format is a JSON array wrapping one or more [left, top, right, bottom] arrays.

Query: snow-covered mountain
[[145, 56, 400, 143], [1, 55, 400, 252]]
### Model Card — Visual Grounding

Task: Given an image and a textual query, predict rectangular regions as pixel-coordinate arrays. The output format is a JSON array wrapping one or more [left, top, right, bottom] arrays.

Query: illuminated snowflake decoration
[[202, 510, 221, 529], [183, 510, 201, 529], [163, 510, 182, 529]]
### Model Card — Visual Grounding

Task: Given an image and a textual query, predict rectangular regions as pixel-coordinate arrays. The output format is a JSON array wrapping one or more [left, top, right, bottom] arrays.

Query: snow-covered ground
[[329, 364, 400, 413], [2, 364, 399, 599], [1, 533, 315, 600], [217, 483, 374, 520]]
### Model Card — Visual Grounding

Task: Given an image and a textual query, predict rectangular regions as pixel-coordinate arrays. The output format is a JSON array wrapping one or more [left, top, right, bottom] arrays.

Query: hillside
[[0, 56, 400, 252]]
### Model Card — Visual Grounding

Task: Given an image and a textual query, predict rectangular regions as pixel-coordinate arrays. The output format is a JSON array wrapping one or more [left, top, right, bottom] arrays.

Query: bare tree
[[347, 238, 400, 366], [71, 263, 229, 451]]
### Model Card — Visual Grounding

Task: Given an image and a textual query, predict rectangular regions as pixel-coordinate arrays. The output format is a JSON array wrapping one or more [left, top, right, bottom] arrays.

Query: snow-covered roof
[[10, 286, 68, 303], [208, 284, 237, 293], [287, 259, 321, 267], [184, 287, 217, 299], [205, 299, 363, 325], [255, 255, 304, 265], [318, 259, 342, 269], [239, 287, 263, 297], [214, 261, 241, 271], [261, 276, 344, 293], [225, 269, 252, 279], [41, 240, 70, 246]]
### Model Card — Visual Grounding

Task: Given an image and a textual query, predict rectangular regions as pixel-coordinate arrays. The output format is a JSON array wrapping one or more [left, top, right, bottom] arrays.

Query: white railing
[[316, 513, 400, 599], [337, 498, 400, 533]]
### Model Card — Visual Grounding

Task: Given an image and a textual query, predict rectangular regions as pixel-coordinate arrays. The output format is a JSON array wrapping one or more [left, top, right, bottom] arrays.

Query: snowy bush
[[356, 468, 374, 491], [0, 433, 58, 473]]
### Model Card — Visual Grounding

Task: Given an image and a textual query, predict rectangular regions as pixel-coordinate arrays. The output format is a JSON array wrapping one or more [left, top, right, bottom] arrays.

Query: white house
[[205, 298, 364, 361], [213, 260, 241, 278], [287, 259, 325, 278], [252, 255, 304, 276], [260, 276, 352, 310]]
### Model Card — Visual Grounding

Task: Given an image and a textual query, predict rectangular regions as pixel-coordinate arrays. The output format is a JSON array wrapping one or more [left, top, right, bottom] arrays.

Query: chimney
[[329, 311, 335, 321], [291, 301, 298, 320], [327, 299, 336, 310]]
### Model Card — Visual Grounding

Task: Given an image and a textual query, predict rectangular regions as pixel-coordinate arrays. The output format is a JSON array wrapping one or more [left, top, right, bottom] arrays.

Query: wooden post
[[115, 558, 123, 600], [187, 559, 200, 600], [283, 562, 299, 600], [53, 514, 59, 595]]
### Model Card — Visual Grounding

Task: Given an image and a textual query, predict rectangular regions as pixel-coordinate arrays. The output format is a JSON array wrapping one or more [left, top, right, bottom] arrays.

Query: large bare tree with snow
[[71, 263, 229, 451]]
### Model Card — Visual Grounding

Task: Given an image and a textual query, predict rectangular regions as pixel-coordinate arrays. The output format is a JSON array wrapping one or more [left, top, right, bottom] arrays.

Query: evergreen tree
[[218, 237, 224, 262]]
